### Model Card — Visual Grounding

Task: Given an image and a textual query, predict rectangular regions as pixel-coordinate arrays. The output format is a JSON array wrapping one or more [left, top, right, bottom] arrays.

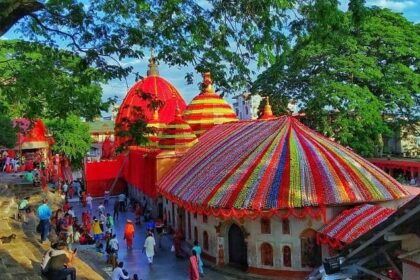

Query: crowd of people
[[28, 184, 205, 280]]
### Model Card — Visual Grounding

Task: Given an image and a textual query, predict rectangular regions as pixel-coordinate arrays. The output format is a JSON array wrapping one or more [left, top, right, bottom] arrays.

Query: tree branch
[[0, 0, 45, 36]]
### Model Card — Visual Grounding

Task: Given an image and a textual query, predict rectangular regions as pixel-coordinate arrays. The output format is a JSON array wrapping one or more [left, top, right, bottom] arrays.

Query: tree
[[252, 2, 419, 157], [45, 115, 91, 169], [0, 40, 112, 120], [0, 0, 293, 93], [0, 115, 17, 148]]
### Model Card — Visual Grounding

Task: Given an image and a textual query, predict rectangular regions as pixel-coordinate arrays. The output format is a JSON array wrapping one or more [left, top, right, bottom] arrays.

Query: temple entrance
[[301, 228, 322, 268], [228, 223, 248, 269]]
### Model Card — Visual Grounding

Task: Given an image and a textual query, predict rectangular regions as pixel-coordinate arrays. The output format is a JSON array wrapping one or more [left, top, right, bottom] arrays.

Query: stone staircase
[[0, 181, 106, 280]]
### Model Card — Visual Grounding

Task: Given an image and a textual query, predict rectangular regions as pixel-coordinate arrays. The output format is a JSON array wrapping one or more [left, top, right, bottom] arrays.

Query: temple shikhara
[[84, 58, 419, 278]]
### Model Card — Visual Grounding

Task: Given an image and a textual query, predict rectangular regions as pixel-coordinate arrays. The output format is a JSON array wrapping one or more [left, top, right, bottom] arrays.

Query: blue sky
[[2, 0, 420, 111]]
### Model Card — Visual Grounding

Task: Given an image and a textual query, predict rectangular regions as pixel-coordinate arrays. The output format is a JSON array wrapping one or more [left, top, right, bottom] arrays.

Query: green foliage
[[0, 40, 112, 120], [115, 118, 155, 153], [45, 115, 92, 169], [252, 4, 419, 157], [1, 0, 294, 93], [0, 115, 17, 148]]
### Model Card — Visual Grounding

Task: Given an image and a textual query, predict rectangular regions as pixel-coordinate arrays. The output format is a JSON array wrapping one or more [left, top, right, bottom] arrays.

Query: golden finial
[[152, 109, 159, 121], [202, 72, 215, 94], [261, 96, 274, 119], [147, 49, 159, 76]]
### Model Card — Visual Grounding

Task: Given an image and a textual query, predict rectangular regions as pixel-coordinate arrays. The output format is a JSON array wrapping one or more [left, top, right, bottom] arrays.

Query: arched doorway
[[300, 228, 322, 268], [228, 223, 248, 269]]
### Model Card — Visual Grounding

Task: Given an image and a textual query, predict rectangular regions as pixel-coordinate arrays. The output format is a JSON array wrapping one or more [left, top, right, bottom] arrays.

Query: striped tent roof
[[317, 204, 395, 248], [158, 107, 198, 151], [158, 116, 408, 218], [183, 72, 237, 137]]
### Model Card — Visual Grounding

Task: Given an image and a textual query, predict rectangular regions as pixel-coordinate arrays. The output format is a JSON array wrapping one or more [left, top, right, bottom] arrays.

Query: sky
[[2, 0, 420, 114], [104, 0, 420, 107]]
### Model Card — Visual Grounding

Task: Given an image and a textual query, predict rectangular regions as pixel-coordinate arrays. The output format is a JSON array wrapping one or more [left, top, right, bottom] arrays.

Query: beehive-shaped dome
[[115, 57, 187, 146], [158, 107, 198, 151], [183, 72, 237, 137], [146, 110, 167, 147]]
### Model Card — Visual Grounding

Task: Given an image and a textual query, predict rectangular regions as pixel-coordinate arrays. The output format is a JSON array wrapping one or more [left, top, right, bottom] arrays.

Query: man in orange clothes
[[124, 219, 135, 249]]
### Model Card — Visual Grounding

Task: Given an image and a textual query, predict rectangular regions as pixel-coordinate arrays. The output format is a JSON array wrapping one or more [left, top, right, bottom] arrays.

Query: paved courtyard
[[70, 197, 251, 280], [0, 172, 272, 280]]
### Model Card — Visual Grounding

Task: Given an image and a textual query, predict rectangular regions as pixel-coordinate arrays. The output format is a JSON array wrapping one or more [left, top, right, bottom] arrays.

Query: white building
[[232, 93, 262, 120]]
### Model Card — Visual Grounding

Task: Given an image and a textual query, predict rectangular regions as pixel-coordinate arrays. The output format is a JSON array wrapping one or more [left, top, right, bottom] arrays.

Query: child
[[106, 213, 114, 232]]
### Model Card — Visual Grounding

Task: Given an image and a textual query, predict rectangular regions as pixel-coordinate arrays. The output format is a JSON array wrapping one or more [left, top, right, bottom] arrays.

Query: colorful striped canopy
[[317, 204, 395, 248], [159, 108, 198, 151], [158, 116, 408, 217], [183, 73, 237, 136]]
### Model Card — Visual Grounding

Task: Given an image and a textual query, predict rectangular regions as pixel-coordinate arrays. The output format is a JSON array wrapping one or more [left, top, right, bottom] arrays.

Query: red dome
[[114, 58, 187, 147], [115, 59, 187, 126]]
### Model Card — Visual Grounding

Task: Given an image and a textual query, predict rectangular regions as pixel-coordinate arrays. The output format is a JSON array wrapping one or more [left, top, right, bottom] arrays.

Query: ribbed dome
[[159, 116, 408, 218], [146, 110, 166, 147], [158, 107, 198, 151], [115, 57, 187, 146], [183, 72, 237, 137]]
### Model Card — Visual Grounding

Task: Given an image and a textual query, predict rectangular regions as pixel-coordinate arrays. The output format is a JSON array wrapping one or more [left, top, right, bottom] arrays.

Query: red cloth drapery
[[124, 147, 159, 198], [84, 149, 159, 198], [85, 155, 125, 181]]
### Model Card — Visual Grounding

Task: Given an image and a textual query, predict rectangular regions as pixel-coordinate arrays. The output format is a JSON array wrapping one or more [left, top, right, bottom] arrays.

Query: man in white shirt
[[143, 232, 156, 264], [109, 234, 119, 253], [111, 261, 129, 280], [86, 194, 93, 212], [98, 202, 105, 214], [118, 193, 126, 212]]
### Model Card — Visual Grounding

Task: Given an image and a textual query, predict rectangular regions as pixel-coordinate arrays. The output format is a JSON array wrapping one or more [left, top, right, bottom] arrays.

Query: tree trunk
[[0, 0, 44, 36]]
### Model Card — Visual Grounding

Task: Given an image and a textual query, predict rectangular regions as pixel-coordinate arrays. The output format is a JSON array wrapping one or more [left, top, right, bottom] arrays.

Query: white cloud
[[367, 0, 417, 11]]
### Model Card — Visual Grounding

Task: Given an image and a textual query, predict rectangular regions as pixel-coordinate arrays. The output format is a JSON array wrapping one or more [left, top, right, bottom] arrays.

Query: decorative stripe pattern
[[183, 93, 238, 137], [159, 111, 198, 151], [115, 76, 187, 125], [146, 121, 166, 147], [158, 116, 408, 214], [318, 204, 395, 246]]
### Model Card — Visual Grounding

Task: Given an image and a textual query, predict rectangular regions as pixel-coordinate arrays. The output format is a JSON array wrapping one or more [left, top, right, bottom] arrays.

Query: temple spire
[[152, 109, 159, 121], [147, 49, 159, 76], [202, 72, 215, 94], [261, 96, 274, 119]]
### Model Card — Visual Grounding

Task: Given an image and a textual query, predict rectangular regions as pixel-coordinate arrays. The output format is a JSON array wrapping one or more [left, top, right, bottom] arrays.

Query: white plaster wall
[[161, 204, 342, 271]]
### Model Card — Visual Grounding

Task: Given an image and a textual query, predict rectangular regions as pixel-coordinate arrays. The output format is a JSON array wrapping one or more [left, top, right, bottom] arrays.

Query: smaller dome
[[260, 97, 275, 120], [183, 72, 237, 137], [146, 110, 166, 147], [158, 107, 198, 151]]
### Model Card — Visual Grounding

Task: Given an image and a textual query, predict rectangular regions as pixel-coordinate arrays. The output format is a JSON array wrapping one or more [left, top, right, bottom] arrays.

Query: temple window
[[282, 218, 290, 234], [260, 242, 273, 266], [168, 211, 171, 224], [300, 229, 322, 268], [261, 218, 271, 234], [283, 246, 292, 267], [194, 226, 198, 243], [203, 231, 209, 251], [203, 214, 208, 223], [194, 213, 197, 219]]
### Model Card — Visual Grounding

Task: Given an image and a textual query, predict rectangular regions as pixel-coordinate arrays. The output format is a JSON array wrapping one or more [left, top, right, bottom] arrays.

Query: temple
[[83, 60, 418, 278]]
